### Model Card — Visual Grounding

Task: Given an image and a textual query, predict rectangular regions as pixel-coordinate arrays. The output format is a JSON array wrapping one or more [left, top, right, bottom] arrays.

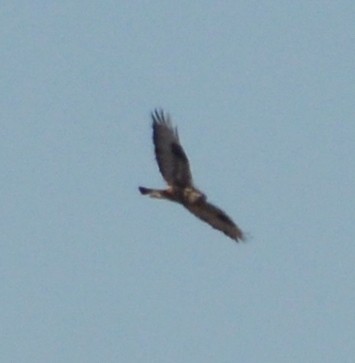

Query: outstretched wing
[[152, 109, 193, 187], [184, 200, 245, 242]]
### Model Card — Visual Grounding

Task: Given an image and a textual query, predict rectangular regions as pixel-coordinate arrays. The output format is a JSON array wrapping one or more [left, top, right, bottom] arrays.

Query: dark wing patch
[[152, 109, 193, 187], [184, 200, 245, 242], [171, 142, 189, 162], [216, 211, 234, 224]]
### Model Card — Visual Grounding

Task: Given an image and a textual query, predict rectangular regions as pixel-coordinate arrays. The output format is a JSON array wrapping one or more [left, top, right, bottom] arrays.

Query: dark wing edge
[[152, 109, 193, 187], [184, 200, 245, 242]]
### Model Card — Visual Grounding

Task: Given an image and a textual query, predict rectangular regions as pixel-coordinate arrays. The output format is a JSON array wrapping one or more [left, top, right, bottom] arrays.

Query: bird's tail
[[138, 186, 153, 195], [138, 186, 167, 199]]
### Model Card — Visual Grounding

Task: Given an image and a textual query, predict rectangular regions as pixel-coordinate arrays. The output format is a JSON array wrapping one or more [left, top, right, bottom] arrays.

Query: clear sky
[[1, 1, 354, 362]]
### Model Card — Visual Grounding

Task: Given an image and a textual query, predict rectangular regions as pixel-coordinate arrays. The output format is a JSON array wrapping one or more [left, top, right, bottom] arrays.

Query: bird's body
[[139, 109, 245, 242], [139, 185, 206, 205]]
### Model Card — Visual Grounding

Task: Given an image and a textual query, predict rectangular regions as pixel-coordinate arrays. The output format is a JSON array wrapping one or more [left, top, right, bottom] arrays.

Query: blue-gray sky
[[1, 2, 354, 362]]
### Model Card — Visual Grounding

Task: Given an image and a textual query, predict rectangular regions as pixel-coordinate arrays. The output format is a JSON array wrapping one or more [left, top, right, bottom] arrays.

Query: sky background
[[1, 1, 354, 362]]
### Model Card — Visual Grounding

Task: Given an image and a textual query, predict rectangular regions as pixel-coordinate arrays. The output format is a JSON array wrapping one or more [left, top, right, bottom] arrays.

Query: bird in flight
[[139, 109, 245, 242]]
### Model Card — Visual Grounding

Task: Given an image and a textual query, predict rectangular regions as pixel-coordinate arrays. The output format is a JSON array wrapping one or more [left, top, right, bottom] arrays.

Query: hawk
[[139, 109, 245, 242]]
